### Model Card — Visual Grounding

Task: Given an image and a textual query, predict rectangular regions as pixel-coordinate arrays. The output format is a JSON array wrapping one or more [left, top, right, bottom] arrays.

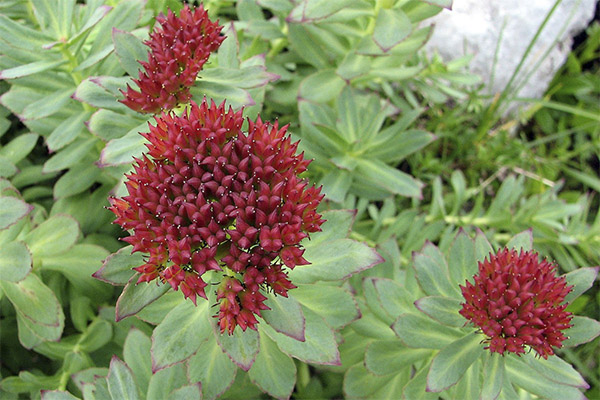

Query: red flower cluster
[[109, 99, 324, 334], [459, 249, 573, 359], [121, 5, 223, 114]]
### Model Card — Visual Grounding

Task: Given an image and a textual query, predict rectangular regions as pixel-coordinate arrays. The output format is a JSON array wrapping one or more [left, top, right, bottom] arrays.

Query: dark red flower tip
[[120, 4, 224, 114], [459, 248, 573, 359], [109, 98, 324, 334]]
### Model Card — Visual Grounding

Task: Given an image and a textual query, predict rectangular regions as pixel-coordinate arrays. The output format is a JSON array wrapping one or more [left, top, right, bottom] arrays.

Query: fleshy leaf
[[168, 384, 202, 400], [289, 238, 383, 284], [414, 296, 464, 327], [115, 276, 170, 321], [93, 246, 143, 286], [474, 229, 494, 263], [262, 307, 340, 366], [0, 241, 32, 282], [291, 283, 360, 329], [505, 356, 585, 400], [523, 352, 588, 388], [187, 334, 237, 400], [262, 292, 305, 341], [0, 196, 33, 230], [146, 363, 188, 400], [392, 313, 464, 349], [448, 229, 477, 284], [365, 340, 431, 376], [480, 353, 504, 400], [505, 230, 533, 252], [563, 267, 598, 303], [305, 209, 356, 247], [107, 357, 139, 400], [563, 316, 600, 347], [123, 328, 152, 394], [373, 8, 412, 52], [214, 323, 260, 371], [113, 28, 148, 77], [24, 214, 79, 257], [413, 247, 459, 298], [426, 332, 484, 392], [151, 300, 211, 371], [248, 332, 296, 400]]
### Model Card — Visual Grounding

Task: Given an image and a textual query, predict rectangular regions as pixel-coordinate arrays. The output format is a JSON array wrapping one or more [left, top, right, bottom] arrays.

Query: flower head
[[109, 99, 324, 334], [121, 5, 224, 114], [459, 248, 573, 359]]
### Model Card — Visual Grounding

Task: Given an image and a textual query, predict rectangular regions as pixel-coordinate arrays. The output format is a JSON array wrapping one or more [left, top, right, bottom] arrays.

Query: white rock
[[423, 0, 597, 112]]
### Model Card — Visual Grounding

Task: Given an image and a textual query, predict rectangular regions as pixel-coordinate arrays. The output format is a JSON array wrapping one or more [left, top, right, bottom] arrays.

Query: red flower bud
[[460, 249, 573, 358], [110, 99, 324, 333]]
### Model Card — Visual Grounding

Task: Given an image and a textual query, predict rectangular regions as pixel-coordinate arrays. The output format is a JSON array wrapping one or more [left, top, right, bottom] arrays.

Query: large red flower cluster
[[109, 99, 324, 334], [459, 249, 573, 359], [121, 5, 223, 114]]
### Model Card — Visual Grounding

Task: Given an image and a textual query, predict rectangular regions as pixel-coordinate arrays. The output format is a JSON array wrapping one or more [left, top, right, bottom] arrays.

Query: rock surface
[[423, 0, 597, 112]]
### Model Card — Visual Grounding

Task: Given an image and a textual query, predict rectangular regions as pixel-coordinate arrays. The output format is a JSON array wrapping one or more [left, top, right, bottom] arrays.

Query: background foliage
[[0, 0, 598, 399]]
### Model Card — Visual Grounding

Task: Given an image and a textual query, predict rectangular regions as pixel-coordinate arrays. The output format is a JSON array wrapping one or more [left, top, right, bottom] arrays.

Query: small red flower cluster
[[459, 248, 573, 358], [121, 5, 223, 114], [109, 99, 324, 334]]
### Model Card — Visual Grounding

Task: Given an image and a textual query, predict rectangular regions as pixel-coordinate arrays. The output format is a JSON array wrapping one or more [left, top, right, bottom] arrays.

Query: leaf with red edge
[[115, 276, 170, 321], [262, 292, 305, 341], [213, 321, 260, 372], [94, 246, 142, 286]]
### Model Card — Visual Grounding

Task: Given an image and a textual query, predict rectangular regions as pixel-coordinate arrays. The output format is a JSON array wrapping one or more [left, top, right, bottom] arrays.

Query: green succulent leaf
[[480, 353, 504, 400], [373, 8, 412, 52], [365, 340, 431, 376], [402, 365, 438, 400], [151, 299, 212, 371], [123, 328, 152, 395], [115, 276, 170, 321], [262, 307, 340, 366], [262, 291, 306, 341], [414, 296, 465, 328], [289, 238, 383, 284], [426, 332, 484, 392], [24, 214, 79, 257], [146, 364, 188, 400], [248, 331, 296, 399], [563, 267, 598, 303], [448, 229, 477, 284], [168, 384, 201, 400], [392, 313, 464, 349], [214, 322, 260, 371], [0, 196, 32, 230], [291, 283, 360, 329], [2, 275, 64, 347], [0, 241, 32, 282], [563, 316, 600, 347], [413, 247, 460, 298], [505, 356, 585, 400], [187, 334, 237, 400], [113, 28, 148, 77], [505, 229, 533, 252], [94, 246, 143, 286], [523, 352, 588, 389], [41, 244, 110, 298]]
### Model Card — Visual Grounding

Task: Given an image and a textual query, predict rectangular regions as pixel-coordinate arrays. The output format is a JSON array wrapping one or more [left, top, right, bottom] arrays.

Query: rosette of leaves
[[0, 180, 115, 397], [298, 86, 436, 202], [233, 0, 453, 108], [94, 209, 381, 399], [343, 229, 600, 399]]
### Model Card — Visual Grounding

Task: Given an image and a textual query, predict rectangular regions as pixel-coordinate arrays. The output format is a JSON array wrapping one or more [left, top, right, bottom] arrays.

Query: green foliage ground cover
[[0, 0, 598, 399]]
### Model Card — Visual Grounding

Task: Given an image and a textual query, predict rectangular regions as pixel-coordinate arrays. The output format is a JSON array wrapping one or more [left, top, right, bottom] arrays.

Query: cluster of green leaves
[[340, 230, 600, 399], [1, 0, 599, 399]]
